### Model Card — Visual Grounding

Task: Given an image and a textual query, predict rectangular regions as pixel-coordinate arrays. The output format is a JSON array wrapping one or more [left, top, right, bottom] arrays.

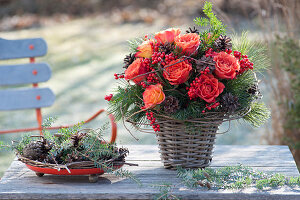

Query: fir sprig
[[0, 141, 11, 151], [153, 165, 300, 199], [128, 37, 144, 52], [176, 165, 300, 190], [194, 2, 226, 39], [232, 31, 270, 73], [223, 71, 256, 110], [108, 80, 146, 125], [243, 102, 270, 128]]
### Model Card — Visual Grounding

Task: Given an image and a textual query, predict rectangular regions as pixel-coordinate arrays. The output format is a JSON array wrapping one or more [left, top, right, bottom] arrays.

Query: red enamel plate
[[26, 164, 123, 175]]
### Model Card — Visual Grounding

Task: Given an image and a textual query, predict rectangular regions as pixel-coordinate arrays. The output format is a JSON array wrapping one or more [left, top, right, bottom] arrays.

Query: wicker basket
[[154, 113, 224, 169], [126, 108, 250, 169]]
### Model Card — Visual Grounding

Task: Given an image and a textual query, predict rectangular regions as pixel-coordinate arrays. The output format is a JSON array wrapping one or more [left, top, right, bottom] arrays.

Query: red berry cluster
[[142, 58, 160, 84], [152, 42, 160, 52], [233, 51, 242, 59], [187, 77, 201, 100], [104, 94, 113, 101], [200, 67, 211, 75], [114, 73, 125, 79], [231, 51, 254, 75], [238, 55, 253, 74], [151, 51, 166, 65], [205, 48, 218, 58], [164, 52, 176, 64], [147, 70, 160, 83], [151, 42, 177, 66], [202, 102, 220, 113], [142, 58, 151, 71], [140, 81, 148, 88], [146, 111, 160, 132], [225, 49, 232, 54]]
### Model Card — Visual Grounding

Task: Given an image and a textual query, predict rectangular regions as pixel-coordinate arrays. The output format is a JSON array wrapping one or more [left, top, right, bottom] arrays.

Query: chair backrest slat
[[0, 88, 55, 110], [0, 38, 47, 60], [0, 63, 51, 86]]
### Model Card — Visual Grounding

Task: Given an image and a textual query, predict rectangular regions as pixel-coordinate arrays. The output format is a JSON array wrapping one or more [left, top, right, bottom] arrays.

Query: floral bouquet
[[107, 2, 270, 169]]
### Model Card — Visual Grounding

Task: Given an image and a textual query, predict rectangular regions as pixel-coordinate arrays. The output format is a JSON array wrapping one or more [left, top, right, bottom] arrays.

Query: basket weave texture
[[155, 113, 225, 169]]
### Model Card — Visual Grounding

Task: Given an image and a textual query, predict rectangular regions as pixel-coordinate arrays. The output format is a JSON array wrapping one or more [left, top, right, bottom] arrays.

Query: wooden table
[[0, 145, 299, 200]]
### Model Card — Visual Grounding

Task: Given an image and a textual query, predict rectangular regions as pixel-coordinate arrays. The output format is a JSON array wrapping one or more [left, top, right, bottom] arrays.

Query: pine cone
[[70, 132, 87, 147], [22, 139, 52, 162], [195, 56, 215, 74], [159, 42, 175, 54], [214, 35, 232, 51], [66, 151, 83, 163], [115, 147, 129, 162], [186, 26, 199, 34], [164, 96, 180, 114], [247, 84, 262, 99], [123, 53, 135, 69], [220, 93, 240, 113]]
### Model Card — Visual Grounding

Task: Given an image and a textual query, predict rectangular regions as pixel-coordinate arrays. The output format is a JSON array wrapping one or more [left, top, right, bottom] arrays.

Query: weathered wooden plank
[[3, 159, 299, 177], [0, 38, 47, 60], [0, 88, 55, 110], [0, 63, 51, 86], [0, 145, 299, 200]]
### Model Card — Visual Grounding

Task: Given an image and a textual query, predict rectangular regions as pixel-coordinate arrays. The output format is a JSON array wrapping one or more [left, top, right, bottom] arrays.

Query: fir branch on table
[[176, 165, 300, 190], [152, 182, 180, 200]]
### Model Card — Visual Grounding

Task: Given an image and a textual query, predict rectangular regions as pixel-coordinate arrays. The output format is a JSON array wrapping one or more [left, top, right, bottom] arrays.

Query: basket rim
[[125, 107, 251, 134]]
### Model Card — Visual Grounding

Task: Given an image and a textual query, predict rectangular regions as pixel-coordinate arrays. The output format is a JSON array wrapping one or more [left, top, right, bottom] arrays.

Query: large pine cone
[[164, 96, 180, 114], [220, 93, 240, 113], [159, 42, 175, 54], [22, 139, 52, 162], [70, 132, 87, 147], [123, 53, 135, 69], [186, 26, 199, 34], [214, 35, 232, 51]]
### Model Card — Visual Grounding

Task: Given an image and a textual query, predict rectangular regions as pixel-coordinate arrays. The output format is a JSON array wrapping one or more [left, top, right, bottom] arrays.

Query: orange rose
[[154, 28, 181, 44], [196, 74, 225, 103], [163, 59, 192, 85], [175, 33, 200, 56], [214, 52, 240, 79], [143, 84, 165, 109], [136, 39, 154, 58], [125, 58, 147, 84]]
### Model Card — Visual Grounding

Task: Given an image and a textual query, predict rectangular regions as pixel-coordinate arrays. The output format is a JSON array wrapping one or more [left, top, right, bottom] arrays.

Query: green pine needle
[[243, 102, 271, 128], [232, 31, 270, 73], [176, 165, 300, 190], [128, 37, 144, 52], [194, 1, 226, 36]]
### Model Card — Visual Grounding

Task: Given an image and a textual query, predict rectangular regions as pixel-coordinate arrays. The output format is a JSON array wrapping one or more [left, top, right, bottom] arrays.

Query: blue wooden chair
[[0, 38, 117, 141]]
